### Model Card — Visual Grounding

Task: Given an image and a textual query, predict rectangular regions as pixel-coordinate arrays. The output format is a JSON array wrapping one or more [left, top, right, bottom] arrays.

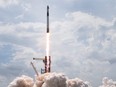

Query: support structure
[[30, 62, 39, 76]]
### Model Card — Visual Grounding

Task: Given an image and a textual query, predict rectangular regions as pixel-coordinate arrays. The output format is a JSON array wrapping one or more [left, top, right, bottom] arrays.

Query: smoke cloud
[[8, 72, 90, 87], [99, 77, 116, 87], [8, 75, 34, 87], [9, 73, 116, 87], [41, 73, 67, 87], [34, 72, 91, 87], [67, 78, 91, 87]]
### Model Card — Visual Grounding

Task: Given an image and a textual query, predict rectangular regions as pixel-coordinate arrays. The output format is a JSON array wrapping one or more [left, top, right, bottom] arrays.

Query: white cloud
[[0, 22, 45, 47], [64, 0, 79, 3], [21, 3, 31, 12], [0, 0, 19, 7]]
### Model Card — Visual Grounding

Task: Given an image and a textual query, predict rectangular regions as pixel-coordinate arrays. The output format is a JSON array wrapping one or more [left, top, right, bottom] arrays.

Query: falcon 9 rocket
[[33, 6, 51, 74]]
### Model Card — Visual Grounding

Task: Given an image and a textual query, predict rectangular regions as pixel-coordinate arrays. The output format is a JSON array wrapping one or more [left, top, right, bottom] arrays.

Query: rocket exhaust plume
[[46, 33, 49, 58]]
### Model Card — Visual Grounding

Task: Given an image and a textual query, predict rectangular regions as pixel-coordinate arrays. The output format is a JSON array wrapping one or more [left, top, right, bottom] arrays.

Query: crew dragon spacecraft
[[32, 6, 51, 74]]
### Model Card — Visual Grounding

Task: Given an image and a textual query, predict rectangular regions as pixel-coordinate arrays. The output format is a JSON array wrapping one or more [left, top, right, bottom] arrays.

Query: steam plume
[[8, 75, 34, 87], [42, 73, 67, 87], [67, 78, 91, 87], [99, 77, 116, 87], [8, 73, 92, 87], [34, 73, 91, 87]]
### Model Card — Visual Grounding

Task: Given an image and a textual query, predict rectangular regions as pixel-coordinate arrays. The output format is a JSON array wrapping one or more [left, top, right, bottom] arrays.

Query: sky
[[0, 0, 116, 87]]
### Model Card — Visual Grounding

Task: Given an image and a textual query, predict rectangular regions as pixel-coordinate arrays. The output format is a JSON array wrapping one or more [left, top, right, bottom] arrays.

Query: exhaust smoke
[[99, 77, 116, 87], [8, 75, 34, 87], [8, 73, 92, 87]]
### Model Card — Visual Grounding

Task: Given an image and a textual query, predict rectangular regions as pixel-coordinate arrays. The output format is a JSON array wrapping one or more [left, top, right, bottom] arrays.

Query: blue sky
[[0, 0, 116, 87]]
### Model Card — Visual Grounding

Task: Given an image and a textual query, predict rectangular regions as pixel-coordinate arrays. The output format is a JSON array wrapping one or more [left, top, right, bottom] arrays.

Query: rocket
[[47, 5, 49, 33], [33, 5, 51, 74], [45, 5, 51, 73]]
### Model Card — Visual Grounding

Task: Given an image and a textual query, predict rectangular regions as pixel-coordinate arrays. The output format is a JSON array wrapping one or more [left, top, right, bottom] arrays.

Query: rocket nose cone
[[47, 6, 49, 9]]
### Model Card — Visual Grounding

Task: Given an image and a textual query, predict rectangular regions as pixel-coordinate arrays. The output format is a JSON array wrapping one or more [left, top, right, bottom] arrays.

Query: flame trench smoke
[[8, 73, 92, 87], [8, 73, 116, 87], [8, 75, 34, 87]]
